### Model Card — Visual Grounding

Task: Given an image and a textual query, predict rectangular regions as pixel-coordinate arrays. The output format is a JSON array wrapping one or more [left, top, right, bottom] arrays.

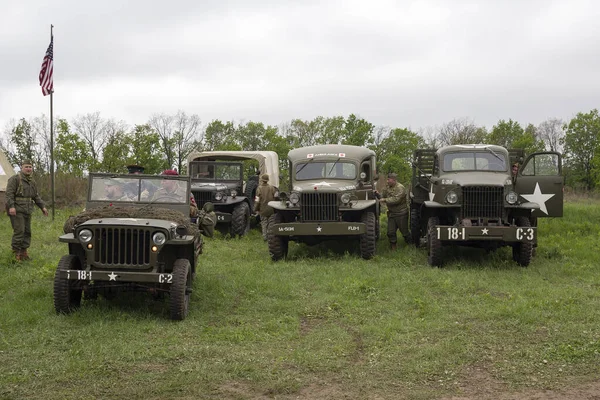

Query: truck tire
[[512, 217, 533, 267], [53, 255, 82, 314], [170, 259, 190, 320], [410, 207, 421, 247], [427, 216, 443, 266], [359, 211, 377, 260], [231, 202, 251, 237], [268, 213, 288, 261], [244, 179, 258, 211]]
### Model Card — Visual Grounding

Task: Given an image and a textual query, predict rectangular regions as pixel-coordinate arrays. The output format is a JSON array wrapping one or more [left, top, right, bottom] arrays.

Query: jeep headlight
[[215, 192, 225, 201], [445, 190, 458, 204], [152, 232, 166, 245], [506, 191, 518, 205], [289, 192, 300, 205], [78, 229, 93, 243], [340, 193, 351, 205], [230, 190, 237, 198]]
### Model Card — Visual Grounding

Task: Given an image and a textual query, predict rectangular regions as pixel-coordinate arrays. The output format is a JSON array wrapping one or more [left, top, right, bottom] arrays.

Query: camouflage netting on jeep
[[63, 206, 200, 236]]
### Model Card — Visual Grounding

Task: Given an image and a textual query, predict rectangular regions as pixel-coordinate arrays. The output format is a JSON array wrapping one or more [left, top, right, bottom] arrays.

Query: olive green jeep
[[268, 144, 380, 260], [54, 172, 205, 320], [410, 144, 563, 267], [187, 151, 280, 237]]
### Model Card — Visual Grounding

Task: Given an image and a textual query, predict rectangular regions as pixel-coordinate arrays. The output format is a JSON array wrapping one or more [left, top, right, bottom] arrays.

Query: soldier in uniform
[[254, 174, 277, 241], [152, 169, 198, 217], [103, 178, 134, 201], [375, 172, 409, 250], [5, 159, 48, 261]]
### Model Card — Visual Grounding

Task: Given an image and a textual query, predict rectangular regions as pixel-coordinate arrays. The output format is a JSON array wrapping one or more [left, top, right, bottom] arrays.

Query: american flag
[[39, 36, 53, 96]]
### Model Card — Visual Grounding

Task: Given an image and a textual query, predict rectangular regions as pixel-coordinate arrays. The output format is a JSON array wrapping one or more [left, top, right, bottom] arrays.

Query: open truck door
[[515, 152, 563, 218]]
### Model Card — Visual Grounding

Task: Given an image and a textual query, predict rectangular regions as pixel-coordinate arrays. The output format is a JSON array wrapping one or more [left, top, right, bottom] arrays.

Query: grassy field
[[1, 200, 600, 399]]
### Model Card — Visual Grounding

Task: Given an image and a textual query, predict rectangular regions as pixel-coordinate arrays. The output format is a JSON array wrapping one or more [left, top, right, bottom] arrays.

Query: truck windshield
[[295, 161, 356, 180], [443, 152, 507, 172]]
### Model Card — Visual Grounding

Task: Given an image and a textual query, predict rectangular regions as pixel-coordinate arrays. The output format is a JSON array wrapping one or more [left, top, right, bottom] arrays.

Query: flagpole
[[49, 24, 55, 221]]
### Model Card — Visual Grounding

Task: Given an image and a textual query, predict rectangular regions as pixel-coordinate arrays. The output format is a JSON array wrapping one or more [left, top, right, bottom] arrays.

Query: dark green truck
[[410, 144, 563, 267]]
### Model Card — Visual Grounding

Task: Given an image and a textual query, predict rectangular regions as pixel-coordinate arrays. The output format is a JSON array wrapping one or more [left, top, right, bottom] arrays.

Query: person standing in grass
[[5, 159, 48, 261], [375, 172, 409, 250], [254, 174, 277, 241]]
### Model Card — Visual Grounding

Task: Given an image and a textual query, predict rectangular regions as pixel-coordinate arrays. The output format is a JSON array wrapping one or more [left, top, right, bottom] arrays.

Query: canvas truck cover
[[0, 149, 16, 191], [187, 151, 280, 188]]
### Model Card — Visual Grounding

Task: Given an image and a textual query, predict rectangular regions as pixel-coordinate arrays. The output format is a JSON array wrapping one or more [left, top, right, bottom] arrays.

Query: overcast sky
[[1, 0, 599, 136]]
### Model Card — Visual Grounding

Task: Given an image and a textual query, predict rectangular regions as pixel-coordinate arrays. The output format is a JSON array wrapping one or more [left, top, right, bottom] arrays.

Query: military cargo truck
[[410, 144, 563, 267], [54, 173, 205, 320], [187, 151, 279, 237], [268, 144, 380, 260]]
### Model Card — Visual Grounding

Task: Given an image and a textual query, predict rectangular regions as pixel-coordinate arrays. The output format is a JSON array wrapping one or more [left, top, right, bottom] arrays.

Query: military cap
[[260, 173, 269, 182], [161, 169, 179, 176], [21, 159, 33, 166], [387, 172, 398, 180], [126, 164, 145, 174]]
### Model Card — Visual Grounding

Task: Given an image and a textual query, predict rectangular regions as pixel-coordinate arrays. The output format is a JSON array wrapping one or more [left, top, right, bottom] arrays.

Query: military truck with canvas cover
[[187, 151, 279, 237], [410, 144, 563, 267], [54, 173, 206, 320], [268, 144, 380, 260]]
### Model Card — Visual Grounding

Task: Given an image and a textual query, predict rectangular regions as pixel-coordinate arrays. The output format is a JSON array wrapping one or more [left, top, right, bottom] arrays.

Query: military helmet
[[260, 174, 269, 182]]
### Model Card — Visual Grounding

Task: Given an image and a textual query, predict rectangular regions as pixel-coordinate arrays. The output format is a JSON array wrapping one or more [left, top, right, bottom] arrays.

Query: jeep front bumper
[[58, 269, 176, 284], [433, 225, 537, 243], [271, 222, 366, 236]]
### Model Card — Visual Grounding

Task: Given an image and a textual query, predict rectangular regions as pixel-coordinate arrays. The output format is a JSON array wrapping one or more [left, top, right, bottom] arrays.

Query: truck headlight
[[152, 232, 166, 245], [230, 190, 237, 198], [341, 193, 351, 205], [445, 191, 458, 204], [289, 192, 300, 205], [215, 192, 225, 201], [506, 191, 518, 204], [78, 229, 93, 243]]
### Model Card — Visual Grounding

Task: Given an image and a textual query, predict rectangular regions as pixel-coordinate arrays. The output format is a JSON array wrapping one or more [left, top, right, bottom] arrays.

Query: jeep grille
[[93, 227, 152, 266], [193, 191, 213, 208], [462, 186, 503, 220], [301, 193, 338, 222]]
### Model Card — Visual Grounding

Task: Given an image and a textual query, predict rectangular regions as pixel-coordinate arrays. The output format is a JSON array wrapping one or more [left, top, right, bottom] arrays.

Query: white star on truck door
[[521, 182, 555, 215]]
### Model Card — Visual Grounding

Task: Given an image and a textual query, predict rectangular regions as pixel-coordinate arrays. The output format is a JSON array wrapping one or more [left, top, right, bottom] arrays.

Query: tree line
[[1, 109, 599, 191]]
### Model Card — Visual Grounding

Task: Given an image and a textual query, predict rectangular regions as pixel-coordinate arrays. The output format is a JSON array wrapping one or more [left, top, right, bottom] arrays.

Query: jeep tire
[[54, 255, 83, 314], [268, 213, 289, 261], [512, 217, 533, 267], [231, 202, 251, 237], [359, 211, 377, 260], [427, 216, 443, 266], [410, 207, 421, 247], [170, 259, 191, 320]]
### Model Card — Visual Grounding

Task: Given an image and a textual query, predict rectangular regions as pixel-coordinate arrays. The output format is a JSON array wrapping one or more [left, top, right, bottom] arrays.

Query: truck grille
[[193, 191, 213, 208], [93, 227, 152, 266], [462, 186, 503, 219], [301, 193, 338, 222]]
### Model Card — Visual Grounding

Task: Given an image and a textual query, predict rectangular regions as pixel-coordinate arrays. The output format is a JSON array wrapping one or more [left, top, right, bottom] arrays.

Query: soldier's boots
[[12, 249, 22, 262], [21, 249, 31, 261], [390, 243, 398, 251]]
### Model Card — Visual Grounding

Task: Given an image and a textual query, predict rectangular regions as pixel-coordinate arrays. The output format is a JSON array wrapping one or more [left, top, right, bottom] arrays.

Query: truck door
[[515, 152, 563, 217]]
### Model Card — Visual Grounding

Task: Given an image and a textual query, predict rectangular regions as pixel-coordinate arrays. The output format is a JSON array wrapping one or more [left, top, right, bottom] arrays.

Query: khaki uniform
[[382, 181, 409, 245], [5, 172, 46, 252], [254, 181, 277, 241]]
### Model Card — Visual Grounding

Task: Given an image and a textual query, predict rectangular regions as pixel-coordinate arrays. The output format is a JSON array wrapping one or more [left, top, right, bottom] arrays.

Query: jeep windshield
[[295, 161, 357, 180], [89, 176, 188, 204], [443, 152, 507, 172], [190, 162, 241, 181]]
